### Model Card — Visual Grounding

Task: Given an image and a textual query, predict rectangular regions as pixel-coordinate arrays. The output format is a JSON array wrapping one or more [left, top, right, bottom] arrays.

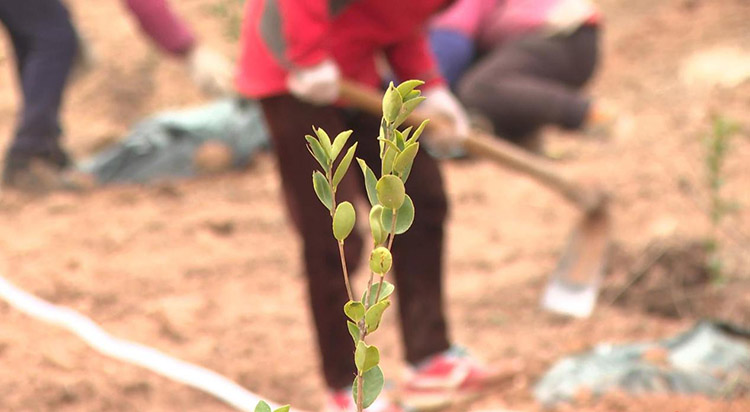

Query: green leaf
[[331, 130, 353, 160], [365, 300, 391, 333], [314, 126, 332, 156], [333, 201, 356, 241], [354, 341, 366, 371], [273, 406, 290, 412], [333, 142, 358, 187], [347, 320, 360, 343], [405, 89, 421, 101], [396, 79, 425, 98], [305, 135, 330, 170], [394, 96, 426, 127], [376, 175, 405, 209], [368, 205, 387, 246], [344, 300, 365, 322], [381, 195, 415, 235], [400, 161, 414, 183], [400, 126, 414, 143], [393, 143, 419, 175], [394, 130, 406, 151], [357, 158, 379, 206], [312, 171, 333, 211], [363, 280, 395, 306], [355, 341, 380, 372], [378, 137, 401, 153], [352, 366, 384, 409], [378, 119, 388, 154], [382, 83, 402, 124], [255, 401, 272, 412], [380, 140, 399, 176], [381, 147, 397, 176], [369, 247, 393, 275], [406, 119, 430, 145]]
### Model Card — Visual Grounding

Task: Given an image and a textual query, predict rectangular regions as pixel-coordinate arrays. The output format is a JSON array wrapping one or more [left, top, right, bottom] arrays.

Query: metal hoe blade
[[541, 208, 611, 318]]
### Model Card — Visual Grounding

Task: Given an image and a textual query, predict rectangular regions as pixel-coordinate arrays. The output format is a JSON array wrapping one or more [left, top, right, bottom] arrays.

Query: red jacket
[[236, 0, 450, 98]]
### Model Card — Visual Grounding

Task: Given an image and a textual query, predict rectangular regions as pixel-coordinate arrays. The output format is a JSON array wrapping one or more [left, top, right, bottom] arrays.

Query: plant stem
[[364, 271, 375, 309], [356, 370, 364, 411], [374, 274, 385, 303], [329, 174, 337, 218], [357, 272, 375, 412], [337, 241, 354, 302], [387, 210, 397, 250], [371, 212, 396, 305], [328, 169, 355, 301]]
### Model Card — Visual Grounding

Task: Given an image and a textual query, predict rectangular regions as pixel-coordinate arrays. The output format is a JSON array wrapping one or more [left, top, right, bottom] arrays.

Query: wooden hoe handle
[[339, 80, 606, 213]]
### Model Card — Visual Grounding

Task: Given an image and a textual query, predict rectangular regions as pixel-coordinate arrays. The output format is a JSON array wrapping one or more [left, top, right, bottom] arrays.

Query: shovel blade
[[541, 276, 600, 318], [541, 210, 610, 318]]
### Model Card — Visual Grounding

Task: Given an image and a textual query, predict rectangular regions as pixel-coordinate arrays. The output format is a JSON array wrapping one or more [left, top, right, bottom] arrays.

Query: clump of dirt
[[604, 237, 749, 325]]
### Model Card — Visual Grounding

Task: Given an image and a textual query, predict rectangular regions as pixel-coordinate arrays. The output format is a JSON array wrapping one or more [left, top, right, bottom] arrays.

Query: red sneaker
[[324, 388, 403, 412], [398, 347, 505, 411]]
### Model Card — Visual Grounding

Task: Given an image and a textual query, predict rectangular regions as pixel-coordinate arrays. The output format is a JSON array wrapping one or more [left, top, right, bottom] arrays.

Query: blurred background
[[0, 0, 748, 411]]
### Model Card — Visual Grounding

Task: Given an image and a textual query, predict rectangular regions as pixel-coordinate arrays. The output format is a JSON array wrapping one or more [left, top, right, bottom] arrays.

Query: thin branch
[[387, 211, 397, 251], [337, 241, 354, 302], [374, 274, 385, 303], [356, 371, 364, 411], [364, 271, 375, 309]]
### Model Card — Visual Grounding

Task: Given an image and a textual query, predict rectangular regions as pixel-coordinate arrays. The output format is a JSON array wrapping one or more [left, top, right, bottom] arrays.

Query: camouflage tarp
[[534, 321, 750, 408], [79, 98, 269, 184]]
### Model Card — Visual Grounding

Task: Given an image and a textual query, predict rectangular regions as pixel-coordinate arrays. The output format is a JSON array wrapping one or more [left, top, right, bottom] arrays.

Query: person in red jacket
[[236, 1, 495, 411], [0, 0, 231, 192]]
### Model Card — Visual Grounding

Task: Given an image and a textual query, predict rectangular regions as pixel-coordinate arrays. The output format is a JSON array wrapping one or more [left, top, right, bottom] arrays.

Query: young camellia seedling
[[253, 79, 428, 412], [311, 80, 428, 411]]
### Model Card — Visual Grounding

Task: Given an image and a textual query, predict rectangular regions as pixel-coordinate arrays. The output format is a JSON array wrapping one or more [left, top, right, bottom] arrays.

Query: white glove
[[420, 86, 471, 158], [185, 45, 233, 96], [286, 59, 341, 105]]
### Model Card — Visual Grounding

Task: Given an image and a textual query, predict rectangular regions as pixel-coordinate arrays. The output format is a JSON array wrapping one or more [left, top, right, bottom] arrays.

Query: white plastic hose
[[0, 273, 305, 412]]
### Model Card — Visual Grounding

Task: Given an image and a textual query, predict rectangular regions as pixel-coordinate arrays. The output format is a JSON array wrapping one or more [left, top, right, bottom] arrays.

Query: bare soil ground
[[0, 0, 748, 411]]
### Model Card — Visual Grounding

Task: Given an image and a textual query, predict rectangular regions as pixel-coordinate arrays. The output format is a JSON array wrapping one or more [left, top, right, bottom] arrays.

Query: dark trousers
[[260, 95, 451, 390], [0, 0, 78, 162], [458, 25, 599, 142]]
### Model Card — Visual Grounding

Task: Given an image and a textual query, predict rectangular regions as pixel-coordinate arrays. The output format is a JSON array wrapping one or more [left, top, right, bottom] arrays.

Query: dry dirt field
[[0, 0, 748, 411]]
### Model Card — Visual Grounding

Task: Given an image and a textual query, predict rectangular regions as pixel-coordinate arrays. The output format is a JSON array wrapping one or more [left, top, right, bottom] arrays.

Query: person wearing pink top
[[430, 0, 612, 151], [123, 0, 232, 95], [1, 0, 232, 192]]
